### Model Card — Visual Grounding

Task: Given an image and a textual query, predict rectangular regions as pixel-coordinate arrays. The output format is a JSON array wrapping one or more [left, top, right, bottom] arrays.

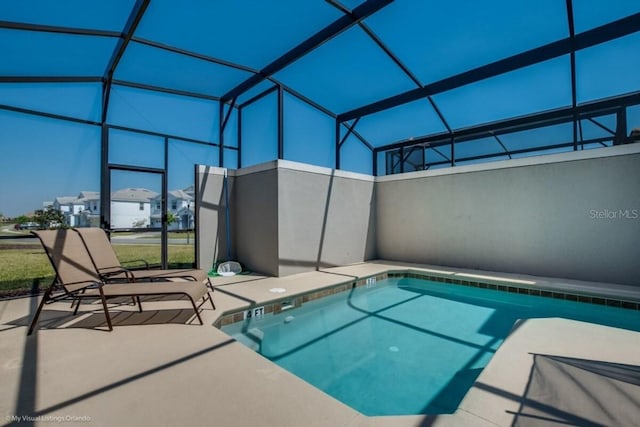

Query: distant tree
[[15, 215, 30, 225], [166, 212, 177, 227], [33, 206, 66, 229]]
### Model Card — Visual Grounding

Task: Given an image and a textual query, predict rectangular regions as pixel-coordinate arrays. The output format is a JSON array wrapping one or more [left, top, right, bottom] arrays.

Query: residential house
[[48, 192, 100, 227], [183, 185, 194, 198], [110, 188, 158, 229], [150, 188, 194, 230], [77, 191, 100, 227], [46, 187, 198, 230], [53, 196, 85, 227]]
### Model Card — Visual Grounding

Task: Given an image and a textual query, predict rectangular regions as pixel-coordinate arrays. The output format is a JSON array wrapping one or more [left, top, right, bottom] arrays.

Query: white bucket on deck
[[217, 261, 242, 277]]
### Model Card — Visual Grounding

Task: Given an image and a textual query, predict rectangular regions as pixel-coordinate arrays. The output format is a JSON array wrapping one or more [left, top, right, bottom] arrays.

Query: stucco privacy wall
[[376, 145, 640, 286], [234, 165, 279, 276], [196, 163, 280, 276], [277, 161, 376, 276], [195, 166, 233, 271], [196, 161, 376, 277]]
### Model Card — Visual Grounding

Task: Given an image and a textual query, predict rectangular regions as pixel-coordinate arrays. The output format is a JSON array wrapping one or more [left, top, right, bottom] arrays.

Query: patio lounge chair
[[28, 229, 215, 335], [73, 227, 213, 289]]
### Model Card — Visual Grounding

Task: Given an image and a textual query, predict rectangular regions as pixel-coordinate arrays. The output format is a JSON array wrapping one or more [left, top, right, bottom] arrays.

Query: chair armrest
[[100, 268, 135, 283], [120, 259, 150, 270]]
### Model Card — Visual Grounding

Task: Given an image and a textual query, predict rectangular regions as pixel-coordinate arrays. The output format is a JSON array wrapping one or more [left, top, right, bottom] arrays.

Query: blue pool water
[[222, 278, 640, 416]]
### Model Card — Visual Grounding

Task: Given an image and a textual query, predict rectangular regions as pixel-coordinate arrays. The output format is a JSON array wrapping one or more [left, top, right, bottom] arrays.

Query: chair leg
[[190, 297, 204, 325], [136, 296, 142, 312], [27, 287, 53, 336], [71, 288, 86, 311], [208, 292, 216, 310], [97, 287, 113, 331], [73, 296, 82, 315]]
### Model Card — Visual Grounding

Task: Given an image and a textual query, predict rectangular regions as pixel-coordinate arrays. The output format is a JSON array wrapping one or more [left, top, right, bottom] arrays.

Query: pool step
[[234, 328, 263, 352]]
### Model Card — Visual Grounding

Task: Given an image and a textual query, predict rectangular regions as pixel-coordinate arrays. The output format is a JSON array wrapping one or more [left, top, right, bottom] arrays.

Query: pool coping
[[214, 266, 640, 329]]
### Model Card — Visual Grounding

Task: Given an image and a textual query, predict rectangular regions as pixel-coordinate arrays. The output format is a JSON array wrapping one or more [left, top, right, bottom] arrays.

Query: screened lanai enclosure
[[1, 1, 639, 286]]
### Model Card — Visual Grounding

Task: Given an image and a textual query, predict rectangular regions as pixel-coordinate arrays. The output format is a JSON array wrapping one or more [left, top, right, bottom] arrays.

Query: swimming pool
[[222, 277, 640, 416]]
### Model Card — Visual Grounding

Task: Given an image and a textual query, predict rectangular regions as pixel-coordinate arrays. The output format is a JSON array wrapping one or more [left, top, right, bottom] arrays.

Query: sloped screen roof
[[1, 0, 639, 215]]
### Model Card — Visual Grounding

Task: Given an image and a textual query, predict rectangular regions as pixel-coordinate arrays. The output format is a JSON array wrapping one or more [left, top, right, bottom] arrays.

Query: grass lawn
[[0, 246, 55, 292], [0, 244, 195, 293], [111, 231, 194, 239]]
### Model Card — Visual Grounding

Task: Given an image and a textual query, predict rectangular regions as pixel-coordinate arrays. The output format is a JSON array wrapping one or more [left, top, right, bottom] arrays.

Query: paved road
[[0, 232, 193, 246], [0, 225, 36, 245], [0, 225, 24, 235], [112, 237, 193, 245]]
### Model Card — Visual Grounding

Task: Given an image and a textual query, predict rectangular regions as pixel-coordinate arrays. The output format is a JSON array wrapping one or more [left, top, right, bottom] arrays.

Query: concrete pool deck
[[1, 261, 639, 426]]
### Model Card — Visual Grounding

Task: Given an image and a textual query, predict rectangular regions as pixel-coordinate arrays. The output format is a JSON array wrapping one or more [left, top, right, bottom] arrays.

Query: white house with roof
[[48, 191, 100, 227], [183, 185, 194, 198], [150, 188, 194, 230], [46, 187, 198, 229], [53, 196, 86, 227], [110, 188, 158, 229], [77, 191, 100, 227]]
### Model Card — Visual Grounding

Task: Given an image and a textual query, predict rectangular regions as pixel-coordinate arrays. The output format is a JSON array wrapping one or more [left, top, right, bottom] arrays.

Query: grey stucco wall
[[277, 166, 376, 276], [198, 148, 639, 286], [197, 165, 280, 276], [234, 168, 279, 276], [198, 162, 376, 277], [195, 166, 233, 271], [376, 151, 640, 286]]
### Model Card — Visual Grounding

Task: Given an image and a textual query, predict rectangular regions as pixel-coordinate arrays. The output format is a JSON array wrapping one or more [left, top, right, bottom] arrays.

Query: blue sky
[[1, 0, 639, 217]]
